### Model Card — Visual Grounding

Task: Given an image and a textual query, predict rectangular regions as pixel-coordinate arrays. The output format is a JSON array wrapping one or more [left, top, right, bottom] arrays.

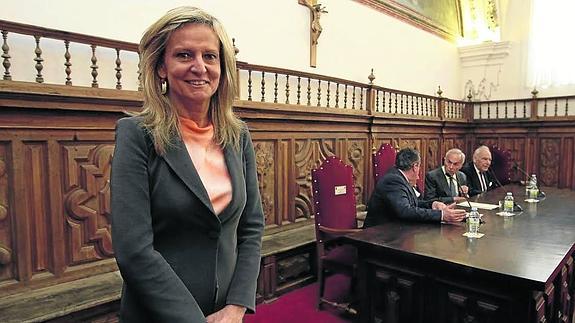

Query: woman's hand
[[206, 304, 246, 323]]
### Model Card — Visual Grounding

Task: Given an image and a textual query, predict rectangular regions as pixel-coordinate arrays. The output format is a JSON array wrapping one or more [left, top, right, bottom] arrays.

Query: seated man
[[461, 145, 499, 196], [364, 147, 466, 228], [424, 148, 469, 204]]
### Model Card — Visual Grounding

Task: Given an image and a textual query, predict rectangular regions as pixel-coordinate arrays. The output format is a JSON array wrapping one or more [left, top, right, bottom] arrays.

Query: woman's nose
[[190, 57, 207, 73]]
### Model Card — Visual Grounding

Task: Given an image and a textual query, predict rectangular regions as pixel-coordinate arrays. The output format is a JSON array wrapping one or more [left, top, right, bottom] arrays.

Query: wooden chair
[[372, 143, 397, 185], [488, 145, 513, 186], [311, 156, 360, 314]]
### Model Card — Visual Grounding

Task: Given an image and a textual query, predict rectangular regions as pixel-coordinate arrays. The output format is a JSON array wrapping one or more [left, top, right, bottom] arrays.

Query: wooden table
[[345, 185, 575, 323]]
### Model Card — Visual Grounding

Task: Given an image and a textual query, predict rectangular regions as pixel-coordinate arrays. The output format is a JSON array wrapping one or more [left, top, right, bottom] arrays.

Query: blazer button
[[208, 231, 220, 239]]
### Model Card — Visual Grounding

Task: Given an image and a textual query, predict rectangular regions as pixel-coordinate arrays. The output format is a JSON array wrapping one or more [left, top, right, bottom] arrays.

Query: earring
[[160, 79, 168, 95]]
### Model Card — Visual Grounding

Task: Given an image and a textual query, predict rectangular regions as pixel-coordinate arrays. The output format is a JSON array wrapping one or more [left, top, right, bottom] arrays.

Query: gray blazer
[[424, 167, 467, 204], [111, 117, 264, 322]]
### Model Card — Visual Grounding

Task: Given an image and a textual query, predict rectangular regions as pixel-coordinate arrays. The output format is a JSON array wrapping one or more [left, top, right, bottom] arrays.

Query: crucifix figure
[[299, 0, 327, 67]]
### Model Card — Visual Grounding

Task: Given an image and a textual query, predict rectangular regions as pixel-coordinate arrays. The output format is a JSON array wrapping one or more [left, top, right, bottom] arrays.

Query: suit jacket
[[111, 117, 264, 322], [364, 167, 442, 227], [460, 162, 499, 197], [424, 167, 467, 204]]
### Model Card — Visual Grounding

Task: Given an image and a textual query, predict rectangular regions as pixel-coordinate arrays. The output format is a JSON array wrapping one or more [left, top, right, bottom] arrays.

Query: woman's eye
[[176, 52, 191, 59], [204, 53, 218, 61]]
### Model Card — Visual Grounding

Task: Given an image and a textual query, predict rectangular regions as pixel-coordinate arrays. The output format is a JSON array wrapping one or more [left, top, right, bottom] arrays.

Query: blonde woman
[[111, 7, 264, 322]]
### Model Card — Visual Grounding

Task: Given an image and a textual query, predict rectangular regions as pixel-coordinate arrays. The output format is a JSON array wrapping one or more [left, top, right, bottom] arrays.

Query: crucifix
[[298, 0, 327, 67]]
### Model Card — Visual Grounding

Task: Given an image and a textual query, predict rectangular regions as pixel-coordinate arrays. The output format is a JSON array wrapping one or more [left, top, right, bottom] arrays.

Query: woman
[[111, 7, 264, 323]]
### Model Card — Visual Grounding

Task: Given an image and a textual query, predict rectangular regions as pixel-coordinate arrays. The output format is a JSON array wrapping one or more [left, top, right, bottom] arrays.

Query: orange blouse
[[179, 117, 232, 215]]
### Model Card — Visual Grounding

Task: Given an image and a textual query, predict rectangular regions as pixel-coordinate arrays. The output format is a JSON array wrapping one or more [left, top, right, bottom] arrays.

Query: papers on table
[[456, 201, 500, 210]]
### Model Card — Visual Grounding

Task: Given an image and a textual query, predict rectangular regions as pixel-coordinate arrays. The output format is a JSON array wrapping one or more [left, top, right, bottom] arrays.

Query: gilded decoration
[[63, 144, 114, 262], [254, 141, 275, 224]]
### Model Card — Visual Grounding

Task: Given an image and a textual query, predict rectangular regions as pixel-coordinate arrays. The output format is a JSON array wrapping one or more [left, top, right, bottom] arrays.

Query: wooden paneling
[[0, 82, 574, 321]]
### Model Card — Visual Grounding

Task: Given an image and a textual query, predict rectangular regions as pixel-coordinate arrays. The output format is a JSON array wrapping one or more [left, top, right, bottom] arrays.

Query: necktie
[[480, 172, 487, 192], [448, 175, 457, 197]]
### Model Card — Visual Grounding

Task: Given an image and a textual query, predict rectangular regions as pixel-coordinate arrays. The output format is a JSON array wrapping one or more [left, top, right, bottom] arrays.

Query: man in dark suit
[[424, 148, 469, 203], [461, 145, 499, 196], [364, 147, 466, 227]]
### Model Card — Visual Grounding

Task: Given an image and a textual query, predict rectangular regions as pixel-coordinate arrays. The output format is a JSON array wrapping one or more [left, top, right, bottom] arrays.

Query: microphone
[[454, 174, 472, 208], [488, 167, 503, 188]]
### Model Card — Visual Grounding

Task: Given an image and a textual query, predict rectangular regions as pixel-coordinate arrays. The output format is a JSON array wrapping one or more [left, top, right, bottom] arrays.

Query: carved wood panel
[[345, 138, 367, 207], [0, 143, 13, 282], [23, 142, 51, 275], [540, 138, 561, 187], [444, 291, 503, 323], [294, 138, 335, 223], [371, 266, 424, 323], [62, 143, 114, 266], [253, 141, 276, 226]]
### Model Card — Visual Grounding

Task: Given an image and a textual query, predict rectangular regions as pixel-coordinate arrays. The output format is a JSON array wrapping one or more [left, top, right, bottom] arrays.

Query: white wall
[[1, 0, 461, 98], [460, 0, 575, 100]]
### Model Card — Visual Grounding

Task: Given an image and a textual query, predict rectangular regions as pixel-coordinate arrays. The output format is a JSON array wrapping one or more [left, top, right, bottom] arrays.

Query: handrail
[[0, 19, 139, 52]]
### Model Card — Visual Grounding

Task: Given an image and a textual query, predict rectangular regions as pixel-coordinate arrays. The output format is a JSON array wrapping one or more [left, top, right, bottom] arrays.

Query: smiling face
[[158, 23, 221, 118]]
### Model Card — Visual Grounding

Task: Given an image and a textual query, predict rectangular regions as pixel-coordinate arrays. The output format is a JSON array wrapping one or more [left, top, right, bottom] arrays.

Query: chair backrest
[[488, 145, 513, 186], [311, 156, 357, 235], [372, 143, 397, 184]]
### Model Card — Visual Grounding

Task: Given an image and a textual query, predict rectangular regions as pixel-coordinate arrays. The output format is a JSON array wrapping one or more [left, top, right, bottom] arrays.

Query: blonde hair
[[137, 6, 243, 154]]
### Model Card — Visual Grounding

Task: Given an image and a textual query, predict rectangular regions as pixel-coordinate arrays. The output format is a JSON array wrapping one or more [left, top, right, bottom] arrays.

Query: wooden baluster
[[410, 95, 414, 115], [326, 81, 330, 107], [555, 98, 558, 117], [487, 102, 491, 119], [115, 49, 122, 90], [343, 84, 348, 108], [285, 75, 290, 104], [273, 73, 278, 103], [514, 101, 517, 118], [565, 99, 569, 117], [260, 71, 265, 102], [544, 99, 547, 117], [1, 31, 11, 80], [504, 101, 508, 118], [306, 77, 311, 106], [317, 79, 321, 107], [247, 70, 252, 101], [34, 35, 44, 83], [523, 101, 527, 118], [359, 87, 364, 109], [297, 76, 301, 104], [335, 83, 339, 108], [375, 90, 380, 112], [394, 93, 398, 114], [351, 86, 356, 109], [137, 58, 142, 91], [64, 40, 72, 85], [90, 45, 98, 88]]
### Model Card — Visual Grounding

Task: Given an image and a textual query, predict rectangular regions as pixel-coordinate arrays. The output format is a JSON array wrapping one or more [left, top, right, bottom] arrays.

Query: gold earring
[[161, 79, 168, 95]]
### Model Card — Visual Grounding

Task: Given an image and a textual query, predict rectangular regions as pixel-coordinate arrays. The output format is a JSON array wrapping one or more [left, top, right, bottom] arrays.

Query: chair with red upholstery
[[488, 145, 513, 186], [372, 143, 397, 185], [311, 156, 360, 313]]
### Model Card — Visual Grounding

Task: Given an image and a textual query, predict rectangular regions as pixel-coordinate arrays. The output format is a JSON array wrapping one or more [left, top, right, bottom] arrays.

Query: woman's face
[[158, 23, 221, 114]]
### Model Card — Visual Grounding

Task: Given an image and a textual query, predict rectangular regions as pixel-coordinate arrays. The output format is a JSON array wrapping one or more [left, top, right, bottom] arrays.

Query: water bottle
[[529, 174, 538, 188], [528, 174, 539, 199], [467, 207, 480, 235], [504, 192, 514, 213]]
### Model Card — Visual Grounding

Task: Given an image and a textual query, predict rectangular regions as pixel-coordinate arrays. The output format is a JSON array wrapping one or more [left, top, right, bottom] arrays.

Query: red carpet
[[245, 274, 353, 323]]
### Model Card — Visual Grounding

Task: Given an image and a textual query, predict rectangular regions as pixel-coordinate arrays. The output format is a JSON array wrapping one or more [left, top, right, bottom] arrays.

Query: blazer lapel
[[218, 144, 243, 223], [162, 136, 215, 215]]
